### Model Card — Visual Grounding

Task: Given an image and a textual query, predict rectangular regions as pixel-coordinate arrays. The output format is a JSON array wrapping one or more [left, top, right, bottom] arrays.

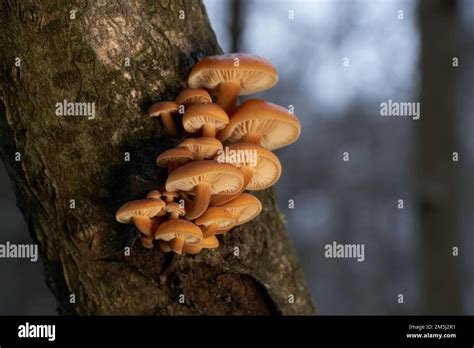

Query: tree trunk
[[417, 0, 463, 314], [0, 0, 314, 315]]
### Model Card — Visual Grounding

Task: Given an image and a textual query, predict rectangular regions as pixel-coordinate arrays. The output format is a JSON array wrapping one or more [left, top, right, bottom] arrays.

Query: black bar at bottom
[[0, 316, 472, 345]]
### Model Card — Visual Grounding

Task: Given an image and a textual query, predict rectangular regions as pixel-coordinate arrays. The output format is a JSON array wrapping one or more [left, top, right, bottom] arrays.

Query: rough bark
[[0, 0, 314, 315], [417, 0, 462, 314]]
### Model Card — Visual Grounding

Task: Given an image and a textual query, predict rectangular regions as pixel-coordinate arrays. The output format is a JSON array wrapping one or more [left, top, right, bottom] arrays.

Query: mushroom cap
[[220, 193, 262, 226], [175, 88, 212, 107], [156, 147, 193, 167], [195, 207, 236, 229], [178, 137, 223, 160], [200, 235, 219, 249], [218, 99, 301, 150], [166, 160, 244, 196], [116, 199, 166, 223], [187, 53, 278, 95], [154, 219, 203, 244], [217, 143, 282, 190], [148, 101, 178, 116], [183, 244, 202, 254], [182, 103, 229, 134], [146, 190, 162, 200], [165, 202, 185, 216]]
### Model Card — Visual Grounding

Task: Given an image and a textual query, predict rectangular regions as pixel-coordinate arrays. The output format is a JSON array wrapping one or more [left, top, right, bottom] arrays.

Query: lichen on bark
[[0, 0, 314, 315]]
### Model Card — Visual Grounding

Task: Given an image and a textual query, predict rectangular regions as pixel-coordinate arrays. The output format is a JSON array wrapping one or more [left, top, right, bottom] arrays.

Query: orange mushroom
[[148, 101, 179, 136], [187, 53, 278, 113], [166, 161, 244, 220]]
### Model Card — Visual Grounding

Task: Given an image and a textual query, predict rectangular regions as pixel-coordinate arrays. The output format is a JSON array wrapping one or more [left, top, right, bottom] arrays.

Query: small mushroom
[[115, 199, 165, 237], [140, 234, 154, 249], [178, 137, 223, 161], [175, 88, 212, 108], [211, 143, 282, 206], [146, 191, 167, 216], [148, 101, 179, 136], [219, 193, 262, 233], [155, 219, 203, 254], [146, 190, 162, 200], [161, 190, 180, 203], [218, 99, 301, 150], [183, 235, 219, 254], [156, 147, 193, 174], [182, 103, 229, 138], [195, 207, 236, 238], [165, 202, 185, 220], [166, 160, 244, 220], [187, 53, 278, 113]]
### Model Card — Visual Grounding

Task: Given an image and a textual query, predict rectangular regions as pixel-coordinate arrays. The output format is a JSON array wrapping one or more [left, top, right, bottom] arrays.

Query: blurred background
[[0, 0, 473, 314]]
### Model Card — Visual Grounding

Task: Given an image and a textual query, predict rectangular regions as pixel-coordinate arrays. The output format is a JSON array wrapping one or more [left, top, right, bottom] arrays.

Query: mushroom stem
[[216, 82, 240, 114], [185, 183, 211, 220], [216, 227, 232, 235], [132, 216, 159, 237], [168, 160, 179, 175], [242, 133, 262, 144], [159, 241, 172, 252], [161, 112, 177, 136], [194, 152, 205, 161], [170, 212, 180, 220], [210, 166, 254, 206], [170, 236, 185, 254], [183, 245, 202, 255], [140, 235, 154, 249], [202, 224, 218, 238], [202, 123, 216, 138]]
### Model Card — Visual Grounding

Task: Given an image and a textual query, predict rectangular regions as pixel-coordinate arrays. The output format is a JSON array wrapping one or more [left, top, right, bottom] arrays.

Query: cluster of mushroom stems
[[116, 53, 301, 255]]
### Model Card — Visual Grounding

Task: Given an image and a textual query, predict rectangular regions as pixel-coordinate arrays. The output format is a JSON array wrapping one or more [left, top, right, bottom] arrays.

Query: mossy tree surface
[[0, 0, 314, 315]]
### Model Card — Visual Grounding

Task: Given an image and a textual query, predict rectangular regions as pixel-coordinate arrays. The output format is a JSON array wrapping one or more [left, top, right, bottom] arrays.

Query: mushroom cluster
[[115, 53, 301, 255]]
